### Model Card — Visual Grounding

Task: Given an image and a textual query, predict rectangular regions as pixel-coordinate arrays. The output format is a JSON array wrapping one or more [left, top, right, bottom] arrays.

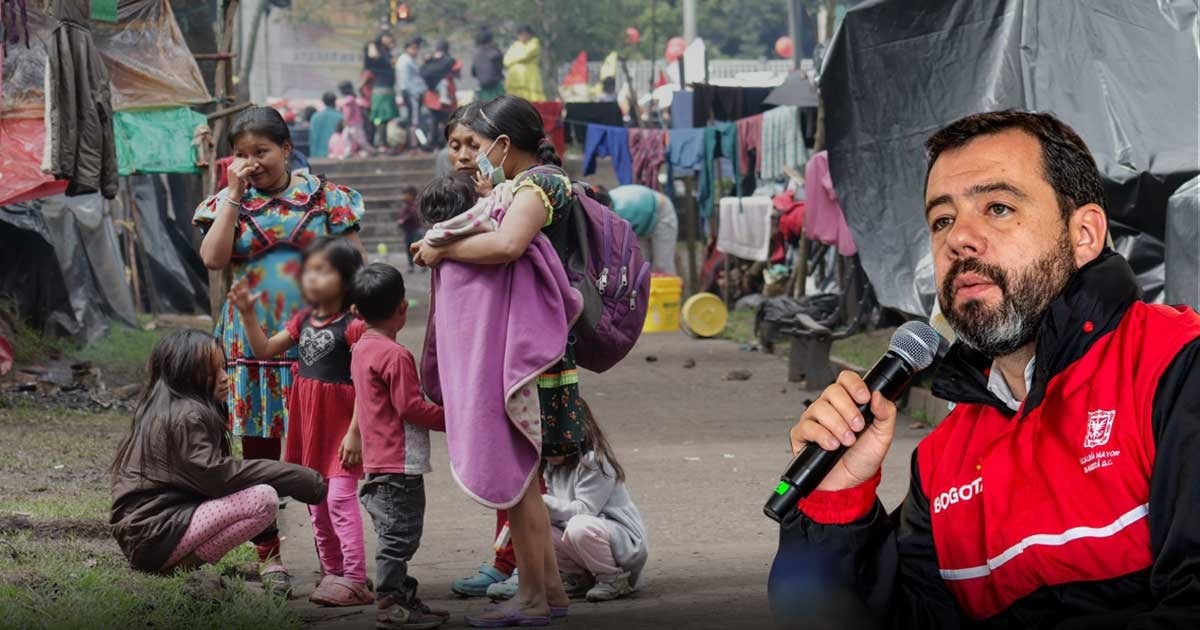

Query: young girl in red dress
[[230, 235, 372, 607]]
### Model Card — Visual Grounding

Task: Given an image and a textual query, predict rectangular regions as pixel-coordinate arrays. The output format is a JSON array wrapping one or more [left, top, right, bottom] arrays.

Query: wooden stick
[[193, 52, 237, 61], [207, 101, 253, 122], [683, 176, 700, 296]]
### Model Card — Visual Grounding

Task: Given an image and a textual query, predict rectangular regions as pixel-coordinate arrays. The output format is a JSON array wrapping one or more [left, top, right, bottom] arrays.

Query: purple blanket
[[421, 235, 582, 509]]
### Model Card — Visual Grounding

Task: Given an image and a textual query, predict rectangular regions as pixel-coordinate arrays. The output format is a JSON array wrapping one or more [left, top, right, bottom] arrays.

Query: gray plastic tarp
[[1166, 177, 1200, 310], [820, 0, 1200, 315]]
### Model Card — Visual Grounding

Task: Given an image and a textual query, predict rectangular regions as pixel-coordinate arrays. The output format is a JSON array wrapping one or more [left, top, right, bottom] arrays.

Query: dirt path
[[282, 263, 923, 629]]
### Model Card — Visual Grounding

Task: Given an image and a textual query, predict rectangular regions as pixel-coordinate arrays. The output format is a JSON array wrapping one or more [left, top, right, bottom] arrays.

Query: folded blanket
[[420, 190, 582, 509], [422, 182, 512, 246]]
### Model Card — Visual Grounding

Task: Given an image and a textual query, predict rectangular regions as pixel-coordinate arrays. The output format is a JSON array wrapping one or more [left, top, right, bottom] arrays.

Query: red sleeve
[[345, 317, 367, 347], [390, 348, 446, 432], [284, 308, 311, 341], [796, 470, 882, 525]]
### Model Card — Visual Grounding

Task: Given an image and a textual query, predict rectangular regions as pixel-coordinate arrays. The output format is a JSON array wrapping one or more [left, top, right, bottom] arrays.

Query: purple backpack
[[564, 182, 651, 373]]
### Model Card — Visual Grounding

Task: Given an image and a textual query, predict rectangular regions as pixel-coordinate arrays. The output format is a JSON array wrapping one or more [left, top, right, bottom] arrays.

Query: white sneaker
[[485, 570, 519, 601], [585, 571, 634, 602]]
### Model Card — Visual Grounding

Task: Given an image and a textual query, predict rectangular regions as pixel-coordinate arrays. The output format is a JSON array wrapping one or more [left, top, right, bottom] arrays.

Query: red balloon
[[775, 36, 794, 59], [665, 36, 686, 62], [625, 27, 640, 45]]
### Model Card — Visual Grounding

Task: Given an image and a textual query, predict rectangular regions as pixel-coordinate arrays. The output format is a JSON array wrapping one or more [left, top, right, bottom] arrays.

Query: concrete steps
[[310, 156, 440, 251]]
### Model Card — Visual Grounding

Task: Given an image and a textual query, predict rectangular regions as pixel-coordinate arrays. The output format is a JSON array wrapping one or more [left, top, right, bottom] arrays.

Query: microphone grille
[[888, 321, 943, 371]]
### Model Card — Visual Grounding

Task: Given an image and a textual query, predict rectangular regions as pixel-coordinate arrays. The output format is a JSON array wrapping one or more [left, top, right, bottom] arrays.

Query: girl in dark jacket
[[110, 330, 327, 586]]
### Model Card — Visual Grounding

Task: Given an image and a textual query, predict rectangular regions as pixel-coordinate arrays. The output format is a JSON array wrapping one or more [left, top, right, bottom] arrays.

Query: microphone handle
[[764, 351, 917, 522]]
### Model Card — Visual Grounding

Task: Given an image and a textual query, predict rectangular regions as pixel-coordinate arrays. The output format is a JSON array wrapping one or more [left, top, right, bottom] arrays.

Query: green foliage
[[76, 316, 164, 384], [0, 303, 73, 365]]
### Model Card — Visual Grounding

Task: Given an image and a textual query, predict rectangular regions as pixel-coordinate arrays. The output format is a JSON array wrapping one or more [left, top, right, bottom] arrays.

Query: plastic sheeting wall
[[819, 0, 1200, 316], [0, 194, 137, 341], [1166, 177, 1200, 310]]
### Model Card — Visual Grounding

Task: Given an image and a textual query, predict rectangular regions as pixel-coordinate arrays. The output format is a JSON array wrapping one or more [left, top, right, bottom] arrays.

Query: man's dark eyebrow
[[925, 194, 952, 216], [924, 182, 1028, 216], [967, 181, 1029, 199]]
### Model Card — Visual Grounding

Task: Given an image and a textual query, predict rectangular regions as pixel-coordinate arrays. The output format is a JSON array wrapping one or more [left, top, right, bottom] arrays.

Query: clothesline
[[577, 105, 808, 217]]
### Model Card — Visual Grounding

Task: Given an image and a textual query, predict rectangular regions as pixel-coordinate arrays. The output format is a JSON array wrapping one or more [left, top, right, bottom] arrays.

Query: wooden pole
[[125, 182, 162, 316], [207, 0, 241, 318], [683, 176, 700, 296]]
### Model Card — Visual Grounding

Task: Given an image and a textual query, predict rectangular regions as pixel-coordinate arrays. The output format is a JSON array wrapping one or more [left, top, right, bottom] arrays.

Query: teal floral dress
[[512, 167, 586, 457], [193, 174, 364, 438]]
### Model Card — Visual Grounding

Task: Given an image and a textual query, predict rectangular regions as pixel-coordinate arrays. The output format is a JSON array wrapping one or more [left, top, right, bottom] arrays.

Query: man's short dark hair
[[321, 91, 337, 108], [400, 185, 420, 197], [417, 172, 478, 226], [352, 263, 406, 323], [925, 110, 1107, 221]]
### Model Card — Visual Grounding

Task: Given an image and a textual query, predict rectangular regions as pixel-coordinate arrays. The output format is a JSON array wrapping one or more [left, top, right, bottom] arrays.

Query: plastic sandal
[[465, 607, 551, 628], [309, 575, 375, 607]]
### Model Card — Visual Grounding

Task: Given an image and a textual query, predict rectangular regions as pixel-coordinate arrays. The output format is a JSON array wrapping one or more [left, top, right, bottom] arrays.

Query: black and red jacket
[[770, 251, 1200, 629]]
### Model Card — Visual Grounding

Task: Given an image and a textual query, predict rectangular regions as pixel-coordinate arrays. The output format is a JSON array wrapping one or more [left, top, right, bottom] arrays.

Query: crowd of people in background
[[268, 24, 552, 162]]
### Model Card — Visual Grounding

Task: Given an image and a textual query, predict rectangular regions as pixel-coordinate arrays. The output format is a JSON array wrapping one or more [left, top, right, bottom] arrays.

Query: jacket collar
[[931, 249, 1139, 417]]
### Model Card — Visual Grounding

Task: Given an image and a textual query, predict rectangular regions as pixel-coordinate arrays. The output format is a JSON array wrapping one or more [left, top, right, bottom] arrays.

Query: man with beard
[[770, 111, 1200, 628]]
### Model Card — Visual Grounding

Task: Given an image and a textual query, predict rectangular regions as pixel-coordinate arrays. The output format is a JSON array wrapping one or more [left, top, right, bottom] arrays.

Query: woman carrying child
[[111, 330, 327, 576], [195, 106, 366, 596], [413, 95, 585, 628], [229, 236, 373, 607]]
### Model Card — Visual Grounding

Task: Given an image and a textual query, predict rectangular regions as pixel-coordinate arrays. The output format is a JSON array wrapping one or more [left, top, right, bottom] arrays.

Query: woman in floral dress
[[195, 107, 365, 596]]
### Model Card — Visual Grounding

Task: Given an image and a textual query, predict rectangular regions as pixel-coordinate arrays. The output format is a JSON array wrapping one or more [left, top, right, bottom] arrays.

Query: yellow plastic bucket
[[681, 292, 728, 338], [643, 275, 684, 333]]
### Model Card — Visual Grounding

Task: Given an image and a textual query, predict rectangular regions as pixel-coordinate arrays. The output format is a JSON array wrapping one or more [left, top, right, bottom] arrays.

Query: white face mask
[[475, 136, 509, 185]]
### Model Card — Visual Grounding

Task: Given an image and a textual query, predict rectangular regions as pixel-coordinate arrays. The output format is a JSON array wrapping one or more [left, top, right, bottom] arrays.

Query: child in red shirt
[[350, 263, 449, 630]]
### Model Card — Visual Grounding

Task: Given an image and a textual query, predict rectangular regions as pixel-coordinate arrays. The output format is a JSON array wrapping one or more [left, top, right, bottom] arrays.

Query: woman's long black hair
[[110, 330, 229, 476], [457, 95, 561, 167], [562, 399, 626, 482]]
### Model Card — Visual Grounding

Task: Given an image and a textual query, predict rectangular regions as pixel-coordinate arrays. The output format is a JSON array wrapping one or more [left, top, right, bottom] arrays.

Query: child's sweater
[[543, 451, 649, 578]]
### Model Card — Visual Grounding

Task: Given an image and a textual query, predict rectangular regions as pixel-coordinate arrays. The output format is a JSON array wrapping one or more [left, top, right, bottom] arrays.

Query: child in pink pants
[[488, 402, 649, 603], [111, 330, 327, 584]]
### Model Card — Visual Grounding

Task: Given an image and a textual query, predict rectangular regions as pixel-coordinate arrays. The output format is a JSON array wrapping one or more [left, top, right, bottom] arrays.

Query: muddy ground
[[283, 265, 924, 629]]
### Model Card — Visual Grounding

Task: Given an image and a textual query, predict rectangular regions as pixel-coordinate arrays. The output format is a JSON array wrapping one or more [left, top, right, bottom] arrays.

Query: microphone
[[764, 322, 944, 523]]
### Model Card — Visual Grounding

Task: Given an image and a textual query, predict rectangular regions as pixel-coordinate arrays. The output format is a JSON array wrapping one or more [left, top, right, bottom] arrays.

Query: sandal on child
[[310, 575, 375, 607], [465, 606, 551, 628], [260, 564, 294, 599]]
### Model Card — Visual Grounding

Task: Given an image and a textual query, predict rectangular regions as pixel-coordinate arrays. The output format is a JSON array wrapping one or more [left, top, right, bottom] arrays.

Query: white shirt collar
[[986, 357, 1036, 412]]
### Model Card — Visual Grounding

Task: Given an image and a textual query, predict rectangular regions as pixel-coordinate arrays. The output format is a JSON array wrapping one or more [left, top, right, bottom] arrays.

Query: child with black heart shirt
[[230, 235, 373, 607]]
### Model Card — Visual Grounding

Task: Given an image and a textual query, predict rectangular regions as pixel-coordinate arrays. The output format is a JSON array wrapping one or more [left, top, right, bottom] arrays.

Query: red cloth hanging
[[531, 101, 566, 156]]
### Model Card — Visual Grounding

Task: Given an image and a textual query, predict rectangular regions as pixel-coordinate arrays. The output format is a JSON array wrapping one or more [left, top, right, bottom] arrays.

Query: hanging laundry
[[760, 105, 805, 182], [668, 127, 705, 172], [773, 189, 806, 243], [698, 122, 738, 219], [44, 1, 118, 198], [628, 128, 667, 190], [670, 90, 695, 129], [583, 124, 633, 185], [804, 150, 857, 256], [564, 102, 622, 145], [716, 196, 773, 262], [692, 84, 774, 123], [532, 101, 566, 156], [737, 114, 763, 176]]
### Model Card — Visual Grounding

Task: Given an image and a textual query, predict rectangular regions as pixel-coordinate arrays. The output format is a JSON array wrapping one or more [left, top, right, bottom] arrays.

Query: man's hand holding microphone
[[764, 322, 944, 522]]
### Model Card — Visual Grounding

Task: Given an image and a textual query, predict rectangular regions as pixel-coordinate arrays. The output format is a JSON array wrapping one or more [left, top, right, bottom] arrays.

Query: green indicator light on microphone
[[775, 481, 790, 496]]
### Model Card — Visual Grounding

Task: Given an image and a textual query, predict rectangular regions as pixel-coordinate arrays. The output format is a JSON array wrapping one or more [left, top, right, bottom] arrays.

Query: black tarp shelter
[[819, 0, 1199, 316]]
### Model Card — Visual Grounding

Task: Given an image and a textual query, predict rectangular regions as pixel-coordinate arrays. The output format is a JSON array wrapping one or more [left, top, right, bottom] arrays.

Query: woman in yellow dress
[[503, 26, 545, 102]]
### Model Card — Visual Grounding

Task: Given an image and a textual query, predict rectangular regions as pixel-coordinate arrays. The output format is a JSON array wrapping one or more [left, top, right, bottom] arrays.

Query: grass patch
[[721, 309, 757, 345], [0, 405, 301, 629], [76, 316, 165, 384], [0, 535, 299, 629], [831, 328, 894, 371], [0, 303, 72, 365]]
